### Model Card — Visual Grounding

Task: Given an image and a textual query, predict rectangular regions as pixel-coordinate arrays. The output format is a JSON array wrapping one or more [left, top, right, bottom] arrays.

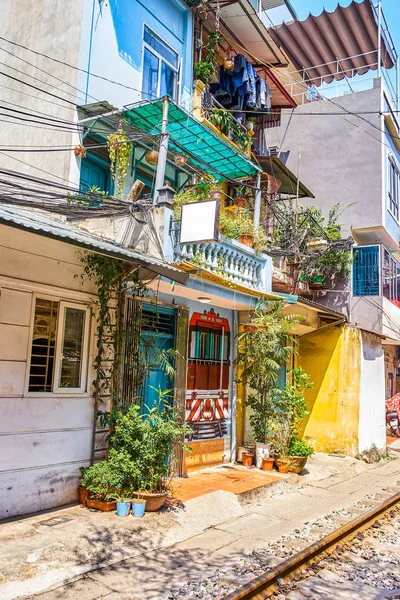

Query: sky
[[290, 0, 399, 53]]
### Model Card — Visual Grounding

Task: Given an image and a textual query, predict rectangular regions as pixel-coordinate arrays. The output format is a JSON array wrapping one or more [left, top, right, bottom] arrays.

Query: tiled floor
[[170, 464, 281, 502]]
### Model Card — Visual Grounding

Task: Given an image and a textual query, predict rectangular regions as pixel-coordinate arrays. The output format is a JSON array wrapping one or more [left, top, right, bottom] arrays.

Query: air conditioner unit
[[268, 146, 279, 157]]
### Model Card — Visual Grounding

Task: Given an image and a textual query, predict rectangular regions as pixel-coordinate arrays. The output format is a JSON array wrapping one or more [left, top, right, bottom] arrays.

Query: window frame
[[141, 23, 180, 101], [388, 154, 399, 222], [26, 295, 91, 396]]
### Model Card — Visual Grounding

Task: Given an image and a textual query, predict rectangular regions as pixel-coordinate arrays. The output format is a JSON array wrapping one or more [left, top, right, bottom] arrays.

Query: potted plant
[[146, 149, 159, 165], [242, 451, 254, 467], [261, 457, 275, 472], [219, 213, 239, 240], [237, 301, 303, 470], [271, 368, 314, 474], [174, 154, 188, 167], [79, 459, 121, 511], [234, 185, 246, 208], [209, 107, 233, 135], [111, 400, 191, 512], [172, 177, 219, 219], [244, 117, 256, 132], [236, 212, 254, 246], [109, 490, 132, 517], [194, 31, 223, 85], [131, 490, 146, 518], [288, 439, 314, 474]]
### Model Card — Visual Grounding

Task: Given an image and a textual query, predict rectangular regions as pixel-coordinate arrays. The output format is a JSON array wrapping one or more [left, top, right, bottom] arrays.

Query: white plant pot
[[237, 446, 247, 463], [255, 442, 271, 469]]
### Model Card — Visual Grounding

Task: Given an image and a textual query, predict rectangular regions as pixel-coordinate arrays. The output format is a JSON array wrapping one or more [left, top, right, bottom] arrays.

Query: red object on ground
[[386, 393, 400, 413]]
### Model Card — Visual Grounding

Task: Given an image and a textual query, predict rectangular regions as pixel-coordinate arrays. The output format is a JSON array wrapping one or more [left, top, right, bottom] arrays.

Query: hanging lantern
[[306, 238, 328, 252], [174, 153, 188, 167], [145, 149, 159, 165], [224, 47, 234, 71], [74, 144, 87, 158]]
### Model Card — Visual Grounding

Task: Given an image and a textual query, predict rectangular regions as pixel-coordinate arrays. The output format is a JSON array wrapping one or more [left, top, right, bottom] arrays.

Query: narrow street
[[1, 453, 399, 600]]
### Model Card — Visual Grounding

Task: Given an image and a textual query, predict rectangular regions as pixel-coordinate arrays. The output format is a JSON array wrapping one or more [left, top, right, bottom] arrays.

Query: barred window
[[28, 298, 90, 393]]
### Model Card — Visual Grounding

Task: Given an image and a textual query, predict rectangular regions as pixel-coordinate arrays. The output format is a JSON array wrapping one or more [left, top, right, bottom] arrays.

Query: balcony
[[174, 236, 271, 292], [193, 81, 251, 158], [351, 244, 400, 341]]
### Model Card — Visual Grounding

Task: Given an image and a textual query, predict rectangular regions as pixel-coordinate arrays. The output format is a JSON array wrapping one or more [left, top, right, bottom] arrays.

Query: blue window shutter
[[353, 246, 380, 296]]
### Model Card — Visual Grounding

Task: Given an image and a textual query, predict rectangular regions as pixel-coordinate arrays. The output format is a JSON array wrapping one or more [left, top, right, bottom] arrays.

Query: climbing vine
[[107, 127, 132, 198], [80, 253, 126, 421]]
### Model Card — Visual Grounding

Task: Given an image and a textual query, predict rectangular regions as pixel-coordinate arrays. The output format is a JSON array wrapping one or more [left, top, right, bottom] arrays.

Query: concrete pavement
[[1, 452, 399, 600]]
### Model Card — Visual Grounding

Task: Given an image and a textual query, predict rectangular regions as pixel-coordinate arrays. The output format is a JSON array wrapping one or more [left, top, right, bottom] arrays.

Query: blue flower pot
[[116, 501, 130, 517], [132, 500, 146, 517]]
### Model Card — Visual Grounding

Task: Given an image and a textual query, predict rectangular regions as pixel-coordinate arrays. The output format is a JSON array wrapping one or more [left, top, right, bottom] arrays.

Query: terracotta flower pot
[[261, 457, 275, 472], [131, 491, 169, 512], [242, 452, 254, 467], [275, 459, 290, 474], [78, 486, 89, 506], [234, 198, 246, 208], [288, 456, 308, 474], [240, 234, 253, 247], [86, 498, 117, 511]]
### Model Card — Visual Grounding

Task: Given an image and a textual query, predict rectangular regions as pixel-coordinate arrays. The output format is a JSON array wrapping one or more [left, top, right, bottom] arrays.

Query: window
[[142, 26, 179, 100], [388, 155, 399, 221], [352, 246, 380, 296], [28, 298, 90, 393]]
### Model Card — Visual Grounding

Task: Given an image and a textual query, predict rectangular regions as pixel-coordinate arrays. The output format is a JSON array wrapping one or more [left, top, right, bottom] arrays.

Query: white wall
[[358, 330, 386, 453], [0, 225, 98, 519]]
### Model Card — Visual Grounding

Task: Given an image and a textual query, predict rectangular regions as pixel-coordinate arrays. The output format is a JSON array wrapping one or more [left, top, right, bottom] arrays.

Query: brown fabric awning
[[269, 0, 395, 86]]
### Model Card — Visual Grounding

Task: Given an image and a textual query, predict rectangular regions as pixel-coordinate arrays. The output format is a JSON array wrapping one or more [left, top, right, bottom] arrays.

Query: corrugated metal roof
[[269, 0, 395, 85], [0, 205, 189, 285]]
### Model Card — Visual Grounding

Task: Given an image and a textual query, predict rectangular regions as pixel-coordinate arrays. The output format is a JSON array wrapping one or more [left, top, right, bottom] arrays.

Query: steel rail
[[223, 491, 400, 600]]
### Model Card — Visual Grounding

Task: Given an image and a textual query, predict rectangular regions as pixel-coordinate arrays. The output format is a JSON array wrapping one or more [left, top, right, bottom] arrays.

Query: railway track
[[223, 491, 400, 600]]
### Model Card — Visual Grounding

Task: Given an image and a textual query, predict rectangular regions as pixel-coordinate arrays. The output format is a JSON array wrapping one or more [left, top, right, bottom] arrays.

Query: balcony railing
[[193, 80, 251, 157], [174, 236, 269, 291]]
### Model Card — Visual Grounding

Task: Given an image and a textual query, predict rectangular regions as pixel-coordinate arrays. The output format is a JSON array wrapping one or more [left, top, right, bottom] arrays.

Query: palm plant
[[237, 300, 303, 444]]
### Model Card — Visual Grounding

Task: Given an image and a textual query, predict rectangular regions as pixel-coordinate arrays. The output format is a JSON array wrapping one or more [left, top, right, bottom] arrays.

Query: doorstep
[[170, 463, 288, 503]]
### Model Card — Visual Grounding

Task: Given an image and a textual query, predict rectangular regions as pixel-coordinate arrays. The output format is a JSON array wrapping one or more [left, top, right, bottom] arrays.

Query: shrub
[[289, 438, 314, 457]]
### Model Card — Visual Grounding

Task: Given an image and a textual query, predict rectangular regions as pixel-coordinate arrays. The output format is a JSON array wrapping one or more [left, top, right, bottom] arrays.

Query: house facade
[[0, 0, 396, 519]]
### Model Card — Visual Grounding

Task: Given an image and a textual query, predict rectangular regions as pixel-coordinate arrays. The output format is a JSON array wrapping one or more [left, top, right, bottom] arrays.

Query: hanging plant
[[107, 127, 132, 198], [174, 153, 188, 167], [145, 149, 159, 165]]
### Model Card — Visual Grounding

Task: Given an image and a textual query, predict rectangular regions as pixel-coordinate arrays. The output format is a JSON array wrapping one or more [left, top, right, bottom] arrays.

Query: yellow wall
[[299, 325, 361, 456]]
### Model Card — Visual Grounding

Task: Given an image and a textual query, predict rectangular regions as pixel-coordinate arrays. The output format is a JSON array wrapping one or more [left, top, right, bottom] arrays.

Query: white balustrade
[[174, 236, 267, 291]]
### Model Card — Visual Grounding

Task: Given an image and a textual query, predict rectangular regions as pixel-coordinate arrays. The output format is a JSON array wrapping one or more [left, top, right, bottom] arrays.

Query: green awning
[[122, 98, 261, 182]]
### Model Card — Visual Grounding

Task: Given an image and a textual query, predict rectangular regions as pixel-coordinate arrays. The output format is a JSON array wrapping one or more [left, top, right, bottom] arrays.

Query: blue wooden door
[[79, 155, 112, 193], [140, 306, 176, 414]]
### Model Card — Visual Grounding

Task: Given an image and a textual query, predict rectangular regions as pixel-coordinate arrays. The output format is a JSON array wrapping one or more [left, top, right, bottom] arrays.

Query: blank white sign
[[180, 199, 219, 244]]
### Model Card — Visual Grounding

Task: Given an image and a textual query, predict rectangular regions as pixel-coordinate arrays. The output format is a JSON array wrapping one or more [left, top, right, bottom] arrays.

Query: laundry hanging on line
[[209, 53, 272, 120]]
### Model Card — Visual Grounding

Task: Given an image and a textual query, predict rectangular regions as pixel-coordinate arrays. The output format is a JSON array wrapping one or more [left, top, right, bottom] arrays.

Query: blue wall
[[79, 0, 193, 110]]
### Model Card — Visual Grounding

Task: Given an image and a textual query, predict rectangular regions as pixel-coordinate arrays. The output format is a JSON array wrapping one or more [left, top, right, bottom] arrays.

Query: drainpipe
[[154, 96, 169, 204], [377, 0, 382, 79], [253, 170, 262, 229]]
